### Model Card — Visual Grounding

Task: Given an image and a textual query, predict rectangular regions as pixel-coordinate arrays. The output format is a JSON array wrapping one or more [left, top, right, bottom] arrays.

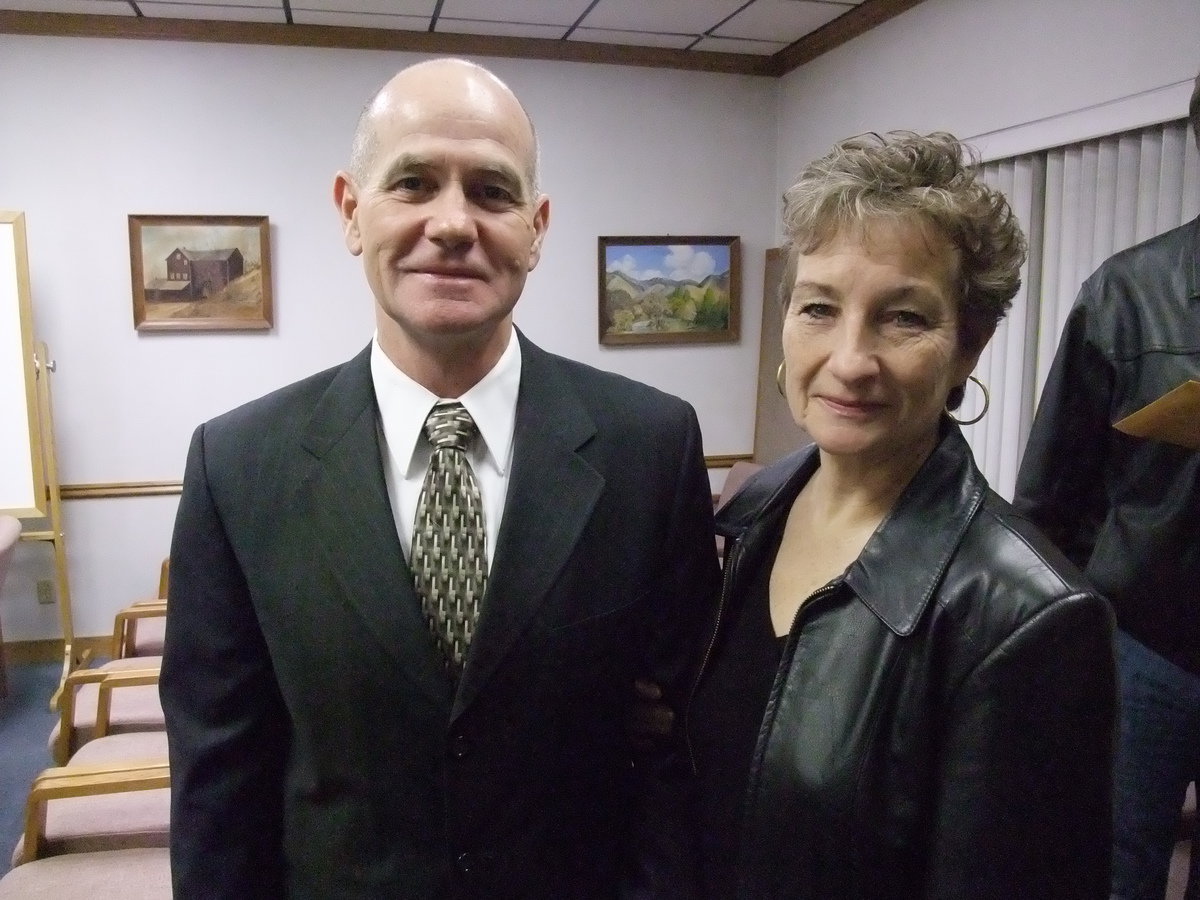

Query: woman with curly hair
[[686, 132, 1116, 898]]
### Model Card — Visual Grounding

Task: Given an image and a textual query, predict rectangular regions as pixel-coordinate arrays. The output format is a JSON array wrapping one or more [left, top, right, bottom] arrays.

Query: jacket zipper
[[733, 580, 839, 892]]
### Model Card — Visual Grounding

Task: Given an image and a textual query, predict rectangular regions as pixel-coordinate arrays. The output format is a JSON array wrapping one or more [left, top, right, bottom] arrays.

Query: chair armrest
[[110, 601, 168, 659], [22, 760, 170, 863], [94, 669, 162, 740], [54, 667, 161, 766]]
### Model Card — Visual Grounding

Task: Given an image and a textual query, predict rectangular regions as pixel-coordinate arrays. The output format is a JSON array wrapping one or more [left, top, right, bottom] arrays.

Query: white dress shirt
[[370, 331, 521, 567]]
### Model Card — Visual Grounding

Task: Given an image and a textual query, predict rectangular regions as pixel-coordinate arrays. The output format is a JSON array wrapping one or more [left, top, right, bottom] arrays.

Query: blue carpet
[[0, 662, 61, 875]]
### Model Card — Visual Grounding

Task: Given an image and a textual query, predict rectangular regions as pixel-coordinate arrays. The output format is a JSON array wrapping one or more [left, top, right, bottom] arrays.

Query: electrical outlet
[[36, 580, 55, 605]]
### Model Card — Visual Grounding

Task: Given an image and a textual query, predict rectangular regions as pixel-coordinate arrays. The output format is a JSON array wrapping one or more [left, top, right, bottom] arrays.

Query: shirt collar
[[369, 330, 522, 477]]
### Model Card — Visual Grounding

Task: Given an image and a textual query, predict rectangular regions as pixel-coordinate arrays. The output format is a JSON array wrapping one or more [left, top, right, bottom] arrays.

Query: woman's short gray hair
[[781, 131, 1027, 363]]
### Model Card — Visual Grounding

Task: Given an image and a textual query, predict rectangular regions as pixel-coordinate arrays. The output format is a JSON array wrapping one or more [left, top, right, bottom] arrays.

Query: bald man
[[160, 58, 718, 898]]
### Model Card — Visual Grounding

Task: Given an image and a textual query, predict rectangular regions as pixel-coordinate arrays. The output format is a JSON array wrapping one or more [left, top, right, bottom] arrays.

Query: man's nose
[[426, 185, 477, 247]]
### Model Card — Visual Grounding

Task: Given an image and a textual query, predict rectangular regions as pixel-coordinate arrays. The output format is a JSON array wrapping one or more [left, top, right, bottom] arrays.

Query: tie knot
[[424, 401, 477, 451]]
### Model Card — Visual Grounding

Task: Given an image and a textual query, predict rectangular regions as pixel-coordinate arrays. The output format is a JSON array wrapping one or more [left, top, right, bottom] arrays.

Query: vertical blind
[[968, 120, 1200, 499]]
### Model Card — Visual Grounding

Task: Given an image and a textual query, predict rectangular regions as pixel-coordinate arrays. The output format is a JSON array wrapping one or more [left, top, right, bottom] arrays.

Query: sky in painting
[[606, 243, 729, 284]]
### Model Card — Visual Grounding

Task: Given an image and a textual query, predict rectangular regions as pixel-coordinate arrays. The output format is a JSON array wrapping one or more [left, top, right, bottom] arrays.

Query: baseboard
[[3, 636, 111, 666]]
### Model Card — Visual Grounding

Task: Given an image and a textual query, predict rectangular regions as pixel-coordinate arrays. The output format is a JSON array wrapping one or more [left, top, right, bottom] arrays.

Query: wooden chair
[[11, 755, 170, 867], [111, 558, 169, 660], [49, 666, 163, 766], [111, 602, 167, 660]]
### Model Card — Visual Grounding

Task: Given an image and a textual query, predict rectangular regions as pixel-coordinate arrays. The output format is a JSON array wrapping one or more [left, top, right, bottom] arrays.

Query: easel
[[18, 340, 79, 709]]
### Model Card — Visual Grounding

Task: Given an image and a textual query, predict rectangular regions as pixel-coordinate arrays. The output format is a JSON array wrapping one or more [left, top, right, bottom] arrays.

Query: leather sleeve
[[925, 592, 1116, 899], [1013, 289, 1114, 570], [160, 424, 289, 899]]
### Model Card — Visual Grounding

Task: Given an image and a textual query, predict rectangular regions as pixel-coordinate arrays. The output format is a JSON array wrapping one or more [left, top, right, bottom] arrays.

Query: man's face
[[336, 64, 549, 367]]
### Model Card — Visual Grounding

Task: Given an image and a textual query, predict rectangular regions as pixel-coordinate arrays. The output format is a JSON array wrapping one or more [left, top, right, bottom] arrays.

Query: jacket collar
[[716, 423, 987, 636]]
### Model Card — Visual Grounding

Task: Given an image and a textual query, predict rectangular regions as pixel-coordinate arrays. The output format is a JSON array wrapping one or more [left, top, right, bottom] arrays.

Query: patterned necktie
[[411, 401, 488, 676]]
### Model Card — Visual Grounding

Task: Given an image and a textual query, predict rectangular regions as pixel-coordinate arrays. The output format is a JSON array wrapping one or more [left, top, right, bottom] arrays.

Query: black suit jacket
[[160, 332, 719, 899]]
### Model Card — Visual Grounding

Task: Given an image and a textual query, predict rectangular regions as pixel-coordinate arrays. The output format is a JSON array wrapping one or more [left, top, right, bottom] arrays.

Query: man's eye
[[392, 175, 427, 192], [478, 183, 516, 204]]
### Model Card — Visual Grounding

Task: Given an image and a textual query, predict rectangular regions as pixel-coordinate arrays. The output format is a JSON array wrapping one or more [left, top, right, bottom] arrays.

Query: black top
[[692, 538, 787, 899]]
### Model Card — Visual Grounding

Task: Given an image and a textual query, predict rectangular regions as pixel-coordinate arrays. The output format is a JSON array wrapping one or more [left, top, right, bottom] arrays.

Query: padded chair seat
[[11, 779, 170, 867], [0, 848, 170, 898], [48, 657, 164, 759], [68, 731, 169, 765], [126, 615, 165, 657]]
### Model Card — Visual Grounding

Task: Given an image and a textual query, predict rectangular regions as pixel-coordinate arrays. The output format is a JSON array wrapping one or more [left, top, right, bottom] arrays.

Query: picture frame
[[599, 235, 740, 346], [129, 214, 273, 332]]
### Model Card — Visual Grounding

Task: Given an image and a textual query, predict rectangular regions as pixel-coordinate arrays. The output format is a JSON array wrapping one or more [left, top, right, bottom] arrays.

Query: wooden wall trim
[[60, 481, 182, 500], [705, 454, 754, 469], [0, 1, 929, 78], [5, 635, 109, 666], [58, 459, 746, 501]]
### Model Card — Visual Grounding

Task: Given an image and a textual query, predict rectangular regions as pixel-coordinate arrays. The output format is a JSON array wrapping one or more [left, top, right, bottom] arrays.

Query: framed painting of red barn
[[129, 214, 273, 332]]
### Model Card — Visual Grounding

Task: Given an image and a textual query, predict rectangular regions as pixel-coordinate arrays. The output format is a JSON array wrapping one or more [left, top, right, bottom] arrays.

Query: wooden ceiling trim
[[0, 10, 776, 76], [767, 0, 929, 76], [0, 1, 930, 77]]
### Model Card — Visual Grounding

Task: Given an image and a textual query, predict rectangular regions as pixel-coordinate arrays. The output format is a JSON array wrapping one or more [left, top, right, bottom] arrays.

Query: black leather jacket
[[694, 424, 1116, 899], [1014, 215, 1200, 674]]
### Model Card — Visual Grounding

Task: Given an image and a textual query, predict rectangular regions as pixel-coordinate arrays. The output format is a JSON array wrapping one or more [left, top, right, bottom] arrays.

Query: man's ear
[[526, 194, 551, 271], [333, 171, 363, 256]]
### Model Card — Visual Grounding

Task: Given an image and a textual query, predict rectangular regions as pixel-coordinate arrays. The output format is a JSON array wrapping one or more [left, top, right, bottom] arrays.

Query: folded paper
[[1113, 380, 1200, 450]]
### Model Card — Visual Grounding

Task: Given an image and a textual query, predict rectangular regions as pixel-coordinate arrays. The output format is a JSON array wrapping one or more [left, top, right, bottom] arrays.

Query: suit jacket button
[[450, 733, 472, 759], [456, 851, 472, 874]]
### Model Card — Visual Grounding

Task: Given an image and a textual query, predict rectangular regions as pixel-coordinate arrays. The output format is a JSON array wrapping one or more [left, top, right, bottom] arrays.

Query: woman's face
[[781, 219, 981, 470]]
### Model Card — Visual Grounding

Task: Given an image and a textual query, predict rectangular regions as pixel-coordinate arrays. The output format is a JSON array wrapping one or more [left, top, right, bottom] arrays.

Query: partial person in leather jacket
[[685, 132, 1117, 899], [1013, 73, 1200, 899]]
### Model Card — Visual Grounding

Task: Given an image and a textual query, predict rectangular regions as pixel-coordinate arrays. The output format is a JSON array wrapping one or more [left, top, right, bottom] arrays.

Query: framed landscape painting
[[129, 214, 273, 332], [599, 235, 740, 346]]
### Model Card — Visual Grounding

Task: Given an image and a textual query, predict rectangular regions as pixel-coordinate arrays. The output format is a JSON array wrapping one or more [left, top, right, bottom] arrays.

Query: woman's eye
[[890, 309, 929, 328], [797, 302, 835, 319]]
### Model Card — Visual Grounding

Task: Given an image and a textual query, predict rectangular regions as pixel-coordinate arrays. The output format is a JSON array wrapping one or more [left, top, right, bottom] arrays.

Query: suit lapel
[[453, 335, 603, 718], [294, 346, 451, 706]]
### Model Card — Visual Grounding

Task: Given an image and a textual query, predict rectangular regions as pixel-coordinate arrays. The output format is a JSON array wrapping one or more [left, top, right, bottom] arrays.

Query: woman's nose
[[826, 321, 880, 380]]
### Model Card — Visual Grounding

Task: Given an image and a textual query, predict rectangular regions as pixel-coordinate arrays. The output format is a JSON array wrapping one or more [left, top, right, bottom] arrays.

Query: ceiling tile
[[439, 0, 592, 28], [293, 0, 434, 14], [136, 3, 286, 21], [0, 0, 135, 13], [581, 0, 747, 36], [714, 0, 848, 42], [290, 9, 429, 29], [568, 27, 695, 51], [692, 34, 788, 55], [437, 18, 568, 40]]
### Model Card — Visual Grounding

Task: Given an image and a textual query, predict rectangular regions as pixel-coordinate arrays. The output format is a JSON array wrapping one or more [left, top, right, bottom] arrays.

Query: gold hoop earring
[[776, 361, 786, 397], [946, 374, 989, 426]]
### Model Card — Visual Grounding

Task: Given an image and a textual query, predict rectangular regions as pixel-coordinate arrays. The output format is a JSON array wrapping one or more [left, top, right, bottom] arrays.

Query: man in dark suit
[[160, 57, 718, 898]]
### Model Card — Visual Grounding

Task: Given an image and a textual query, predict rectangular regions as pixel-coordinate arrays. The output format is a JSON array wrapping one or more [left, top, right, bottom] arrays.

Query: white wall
[[4, 0, 1198, 642], [0, 35, 777, 640], [775, 0, 1200, 217]]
